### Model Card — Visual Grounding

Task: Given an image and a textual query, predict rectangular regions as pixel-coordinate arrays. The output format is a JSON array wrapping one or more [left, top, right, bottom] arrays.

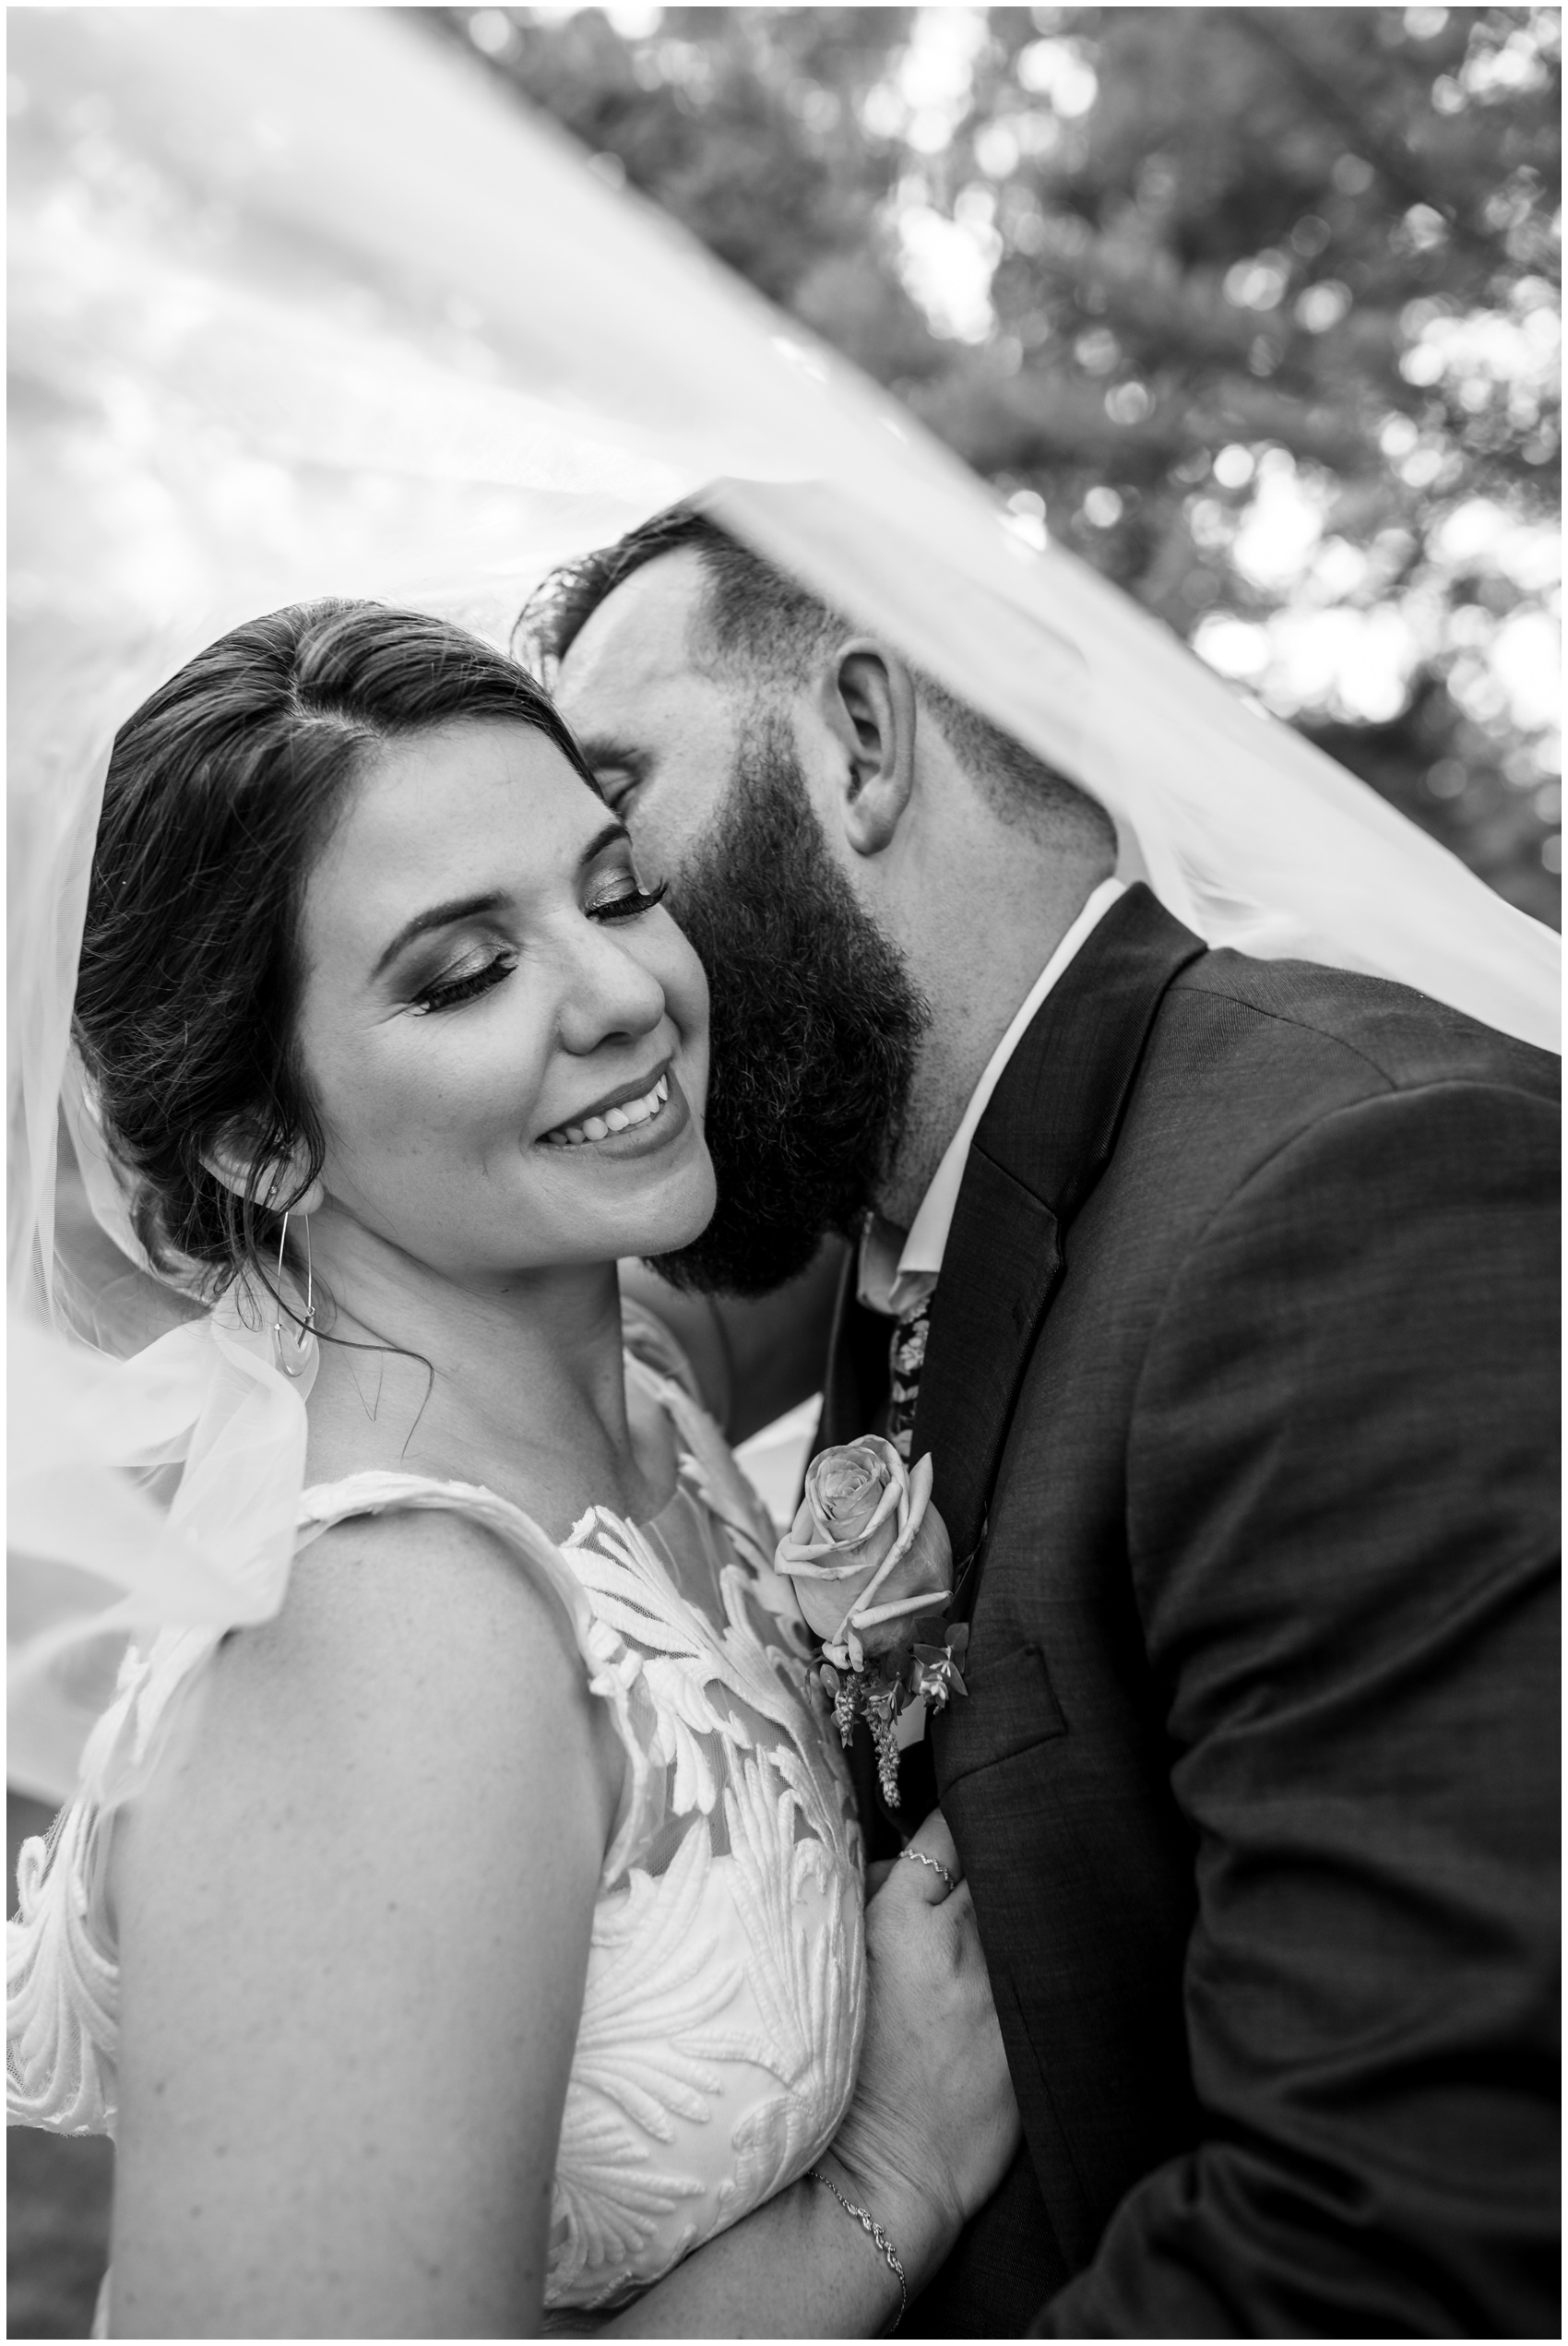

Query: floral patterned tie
[[885, 1292, 933, 1460]]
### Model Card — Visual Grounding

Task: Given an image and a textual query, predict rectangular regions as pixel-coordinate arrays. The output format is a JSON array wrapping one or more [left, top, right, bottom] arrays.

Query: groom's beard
[[651, 713, 930, 1299]]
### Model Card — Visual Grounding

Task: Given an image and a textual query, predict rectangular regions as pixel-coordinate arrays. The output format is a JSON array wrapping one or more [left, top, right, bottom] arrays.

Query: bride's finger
[[896, 1843, 960, 1901], [905, 1806, 962, 1883]]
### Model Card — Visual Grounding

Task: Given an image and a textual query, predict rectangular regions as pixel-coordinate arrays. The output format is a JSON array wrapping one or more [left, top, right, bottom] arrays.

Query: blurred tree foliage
[[434, 5, 1561, 923]]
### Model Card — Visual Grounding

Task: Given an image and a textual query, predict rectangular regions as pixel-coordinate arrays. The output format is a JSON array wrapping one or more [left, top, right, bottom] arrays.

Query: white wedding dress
[[6, 1323, 866, 2329]]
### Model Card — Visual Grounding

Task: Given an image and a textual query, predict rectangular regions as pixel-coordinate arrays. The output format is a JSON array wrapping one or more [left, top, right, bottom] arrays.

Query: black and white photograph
[[7, 6, 1560, 2337]]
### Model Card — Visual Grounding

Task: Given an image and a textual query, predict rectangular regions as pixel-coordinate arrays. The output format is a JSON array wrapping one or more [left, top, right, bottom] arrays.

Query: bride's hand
[[824, 1809, 1022, 2294]]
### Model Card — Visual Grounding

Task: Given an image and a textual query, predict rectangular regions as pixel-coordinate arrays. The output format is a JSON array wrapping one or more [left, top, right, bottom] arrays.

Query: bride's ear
[[818, 638, 919, 858], [201, 1129, 326, 1221]]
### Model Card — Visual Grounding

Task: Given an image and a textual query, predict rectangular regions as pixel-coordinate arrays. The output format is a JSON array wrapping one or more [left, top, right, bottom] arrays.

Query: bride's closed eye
[[588, 877, 668, 923], [410, 951, 517, 1015]]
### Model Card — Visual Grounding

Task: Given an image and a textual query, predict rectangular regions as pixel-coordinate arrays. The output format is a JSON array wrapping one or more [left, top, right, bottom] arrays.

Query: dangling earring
[[273, 1210, 316, 1378]]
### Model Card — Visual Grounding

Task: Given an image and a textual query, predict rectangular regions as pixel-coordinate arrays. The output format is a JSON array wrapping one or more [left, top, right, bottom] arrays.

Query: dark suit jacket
[[820, 886, 1559, 2336]]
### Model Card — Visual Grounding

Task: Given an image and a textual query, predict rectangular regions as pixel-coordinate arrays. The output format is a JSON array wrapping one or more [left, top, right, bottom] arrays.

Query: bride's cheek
[[660, 923, 711, 1042]]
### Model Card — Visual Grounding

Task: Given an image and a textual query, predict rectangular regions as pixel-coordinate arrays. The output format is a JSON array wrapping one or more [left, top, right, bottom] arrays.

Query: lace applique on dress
[[7, 1329, 864, 2322]]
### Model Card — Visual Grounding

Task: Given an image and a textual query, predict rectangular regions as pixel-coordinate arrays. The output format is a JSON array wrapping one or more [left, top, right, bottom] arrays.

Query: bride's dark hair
[[75, 597, 594, 1291]]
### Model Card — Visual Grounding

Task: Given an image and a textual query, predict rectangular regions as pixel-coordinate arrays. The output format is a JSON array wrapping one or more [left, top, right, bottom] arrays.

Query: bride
[[7, 595, 1018, 2337]]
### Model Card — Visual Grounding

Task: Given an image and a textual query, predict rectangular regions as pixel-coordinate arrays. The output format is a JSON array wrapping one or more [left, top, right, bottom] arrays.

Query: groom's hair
[[519, 503, 1116, 859]]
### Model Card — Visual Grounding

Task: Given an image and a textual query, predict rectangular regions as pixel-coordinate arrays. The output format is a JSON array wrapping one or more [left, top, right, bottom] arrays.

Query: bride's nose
[[554, 920, 668, 1056]]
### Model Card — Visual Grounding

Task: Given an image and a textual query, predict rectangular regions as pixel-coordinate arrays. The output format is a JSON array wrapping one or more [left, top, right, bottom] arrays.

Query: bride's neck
[[297, 1209, 652, 1529]]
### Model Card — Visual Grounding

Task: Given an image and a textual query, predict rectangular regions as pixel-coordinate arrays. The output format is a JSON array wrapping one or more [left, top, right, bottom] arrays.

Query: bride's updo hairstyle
[[75, 598, 595, 1292]]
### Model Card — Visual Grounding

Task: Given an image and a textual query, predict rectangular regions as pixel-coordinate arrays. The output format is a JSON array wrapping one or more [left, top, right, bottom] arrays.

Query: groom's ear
[[817, 639, 919, 857]]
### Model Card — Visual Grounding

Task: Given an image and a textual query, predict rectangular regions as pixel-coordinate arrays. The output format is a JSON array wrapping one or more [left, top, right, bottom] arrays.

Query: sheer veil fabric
[[8, 8, 1559, 1804]]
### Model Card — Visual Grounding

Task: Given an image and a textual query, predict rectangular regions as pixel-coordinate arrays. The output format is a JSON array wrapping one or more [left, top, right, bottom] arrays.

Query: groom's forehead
[[556, 548, 721, 718], [554, 552, 750, 803]]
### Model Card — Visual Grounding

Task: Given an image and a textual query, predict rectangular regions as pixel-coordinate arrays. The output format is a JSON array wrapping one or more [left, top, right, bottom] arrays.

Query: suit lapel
[[915, 1159, 1061, 1582], [912, 886, 1206, 1603]]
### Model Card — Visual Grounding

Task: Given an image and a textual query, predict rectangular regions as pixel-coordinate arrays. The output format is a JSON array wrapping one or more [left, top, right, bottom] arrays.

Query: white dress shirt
[[858, 877, 1125, 1322]]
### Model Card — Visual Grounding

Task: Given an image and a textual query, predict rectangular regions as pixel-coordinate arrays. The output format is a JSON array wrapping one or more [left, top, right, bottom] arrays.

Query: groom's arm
[[618, 1234, 846, 1441], [1033, 1076, 1559, 2338]]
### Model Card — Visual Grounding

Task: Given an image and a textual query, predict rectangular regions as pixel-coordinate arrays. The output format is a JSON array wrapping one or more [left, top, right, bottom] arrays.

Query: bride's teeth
[[548, 1074, 671, 1147]]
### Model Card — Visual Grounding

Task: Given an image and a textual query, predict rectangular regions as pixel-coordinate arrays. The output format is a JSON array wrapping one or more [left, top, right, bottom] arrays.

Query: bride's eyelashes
[[410, 951, 517, 1015], [588, 877, 668, 923]]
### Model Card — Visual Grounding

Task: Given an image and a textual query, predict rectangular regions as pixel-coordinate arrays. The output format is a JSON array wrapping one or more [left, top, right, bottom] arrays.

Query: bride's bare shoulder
[[119, 1499, 617, 1889], [241, 1498, 593, 1725]]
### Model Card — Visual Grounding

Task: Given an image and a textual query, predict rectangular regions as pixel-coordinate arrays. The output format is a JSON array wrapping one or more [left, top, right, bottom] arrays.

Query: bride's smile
[[540, 1062, 683, 1149]]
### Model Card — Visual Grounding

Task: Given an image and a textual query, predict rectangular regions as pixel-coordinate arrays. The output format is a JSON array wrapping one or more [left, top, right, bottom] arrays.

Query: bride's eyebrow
[[370, 826, 632, 979]]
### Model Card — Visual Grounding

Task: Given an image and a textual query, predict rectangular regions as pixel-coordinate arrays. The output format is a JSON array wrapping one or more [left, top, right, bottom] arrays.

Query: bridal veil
[[9, 8, 1559, 1804]]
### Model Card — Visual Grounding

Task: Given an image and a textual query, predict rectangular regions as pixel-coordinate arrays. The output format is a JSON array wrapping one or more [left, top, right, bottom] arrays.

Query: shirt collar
[[858, 876, 1125, 1318]]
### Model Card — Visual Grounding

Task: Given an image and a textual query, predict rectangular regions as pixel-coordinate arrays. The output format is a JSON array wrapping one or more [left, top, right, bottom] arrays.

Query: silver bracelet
[[806, 2167, 908, 2331]]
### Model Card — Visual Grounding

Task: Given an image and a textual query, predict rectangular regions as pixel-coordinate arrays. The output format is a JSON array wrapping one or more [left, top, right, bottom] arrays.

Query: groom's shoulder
[[1162, 945, 1559, 1111]]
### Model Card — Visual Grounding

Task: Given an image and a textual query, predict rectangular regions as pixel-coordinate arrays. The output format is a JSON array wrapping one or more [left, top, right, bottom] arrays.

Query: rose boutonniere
[[776, 1437, 962, 1804], [778, 1436, 953, 1666]]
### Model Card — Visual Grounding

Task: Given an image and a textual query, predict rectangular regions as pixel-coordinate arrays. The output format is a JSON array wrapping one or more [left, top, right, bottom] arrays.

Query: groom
[[534, 504, 1560, 2336]]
